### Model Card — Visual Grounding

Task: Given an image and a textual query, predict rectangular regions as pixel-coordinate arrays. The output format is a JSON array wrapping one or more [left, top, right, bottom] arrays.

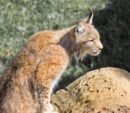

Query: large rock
[[51, 67, 130, 113]]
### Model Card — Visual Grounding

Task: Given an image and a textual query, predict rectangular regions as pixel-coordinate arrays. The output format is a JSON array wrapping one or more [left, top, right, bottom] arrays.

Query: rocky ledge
[[51, 67, 130, 113]]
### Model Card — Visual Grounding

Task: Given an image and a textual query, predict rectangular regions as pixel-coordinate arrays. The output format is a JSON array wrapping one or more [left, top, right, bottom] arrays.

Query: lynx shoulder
[[0, 10, 103, 113]]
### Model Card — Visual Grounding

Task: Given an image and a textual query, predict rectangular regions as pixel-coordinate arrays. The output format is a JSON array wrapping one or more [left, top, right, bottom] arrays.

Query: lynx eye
[[82, 39, 93, 44], [89, 39, 94, 42]]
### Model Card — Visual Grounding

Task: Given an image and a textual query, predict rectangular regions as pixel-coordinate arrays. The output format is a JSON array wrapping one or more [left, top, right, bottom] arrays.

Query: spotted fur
[[0, 12, 103, 113]]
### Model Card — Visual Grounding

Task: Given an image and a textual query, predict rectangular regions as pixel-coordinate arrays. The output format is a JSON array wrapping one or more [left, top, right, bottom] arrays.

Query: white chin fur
[[74, 52, 79, 63], [91, 51, 101, 56], [74, 52, 87, 63]]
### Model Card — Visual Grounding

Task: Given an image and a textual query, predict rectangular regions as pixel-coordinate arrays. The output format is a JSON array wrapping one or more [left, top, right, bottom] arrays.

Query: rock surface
[[51, 67, 130, 113]]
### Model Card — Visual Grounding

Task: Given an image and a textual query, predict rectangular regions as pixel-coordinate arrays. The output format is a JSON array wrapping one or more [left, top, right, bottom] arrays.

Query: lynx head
[[73, 9, 103, 61]]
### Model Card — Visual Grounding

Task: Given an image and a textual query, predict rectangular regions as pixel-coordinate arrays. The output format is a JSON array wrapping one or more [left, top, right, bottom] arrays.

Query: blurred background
[[0, 0, 130, 90]]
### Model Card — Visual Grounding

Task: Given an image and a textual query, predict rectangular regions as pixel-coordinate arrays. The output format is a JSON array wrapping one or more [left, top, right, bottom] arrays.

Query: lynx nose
[[98, 42, 103, 50], [99, 44, 103, 50]]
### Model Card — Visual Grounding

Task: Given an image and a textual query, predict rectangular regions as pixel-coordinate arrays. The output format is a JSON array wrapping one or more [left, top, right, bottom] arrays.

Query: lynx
[[0, 10, 103, 113]]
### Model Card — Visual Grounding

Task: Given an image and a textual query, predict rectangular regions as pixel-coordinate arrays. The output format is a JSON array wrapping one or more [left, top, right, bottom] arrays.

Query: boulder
[[51, 67, 130, 113]]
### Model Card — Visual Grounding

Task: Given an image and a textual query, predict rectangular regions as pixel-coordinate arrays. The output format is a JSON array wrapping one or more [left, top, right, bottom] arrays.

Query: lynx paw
[[43, 110, 58, 113], [43, 103, 58, 113]]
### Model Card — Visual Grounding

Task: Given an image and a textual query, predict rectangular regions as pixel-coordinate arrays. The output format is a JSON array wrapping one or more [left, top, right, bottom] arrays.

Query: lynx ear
[[82, 8, 93, 24], [74, 24, 85, 37]]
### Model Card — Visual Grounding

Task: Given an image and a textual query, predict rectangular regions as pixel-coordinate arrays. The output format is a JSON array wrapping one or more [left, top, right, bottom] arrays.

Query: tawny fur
[[0, 14, 103, 113]]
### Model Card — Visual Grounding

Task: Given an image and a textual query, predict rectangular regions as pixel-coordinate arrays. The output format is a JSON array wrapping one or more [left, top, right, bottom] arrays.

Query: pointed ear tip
[[87, 12, 94, 24], [87, 7, 93, 14], [79, 9, 94, 24]]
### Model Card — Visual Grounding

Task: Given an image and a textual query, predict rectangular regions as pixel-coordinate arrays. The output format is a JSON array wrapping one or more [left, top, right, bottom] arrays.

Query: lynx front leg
[[34, 45, 68, 113], [43, 85, 58, 113], [43, 102, 58, 113]]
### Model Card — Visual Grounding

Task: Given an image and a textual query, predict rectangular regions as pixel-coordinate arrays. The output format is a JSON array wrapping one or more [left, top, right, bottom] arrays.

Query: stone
[[51, 67, 130, 113]]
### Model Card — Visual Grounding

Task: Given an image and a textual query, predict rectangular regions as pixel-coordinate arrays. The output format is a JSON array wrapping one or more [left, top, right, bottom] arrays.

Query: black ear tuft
[[86, 7, 93, 24], [81, 7, 93, 24]]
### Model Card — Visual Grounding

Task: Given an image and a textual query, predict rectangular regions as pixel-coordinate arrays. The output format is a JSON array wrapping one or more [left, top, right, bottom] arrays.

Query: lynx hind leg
[[43, 103, 58, 113]]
